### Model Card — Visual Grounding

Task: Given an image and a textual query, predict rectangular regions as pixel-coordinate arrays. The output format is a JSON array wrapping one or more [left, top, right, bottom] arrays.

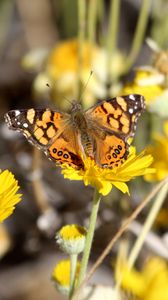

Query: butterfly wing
[[5, 108, 84, 169], [47, 127, 84, 169], [86, 94, 145, 138], [86, 94, 145, 168]]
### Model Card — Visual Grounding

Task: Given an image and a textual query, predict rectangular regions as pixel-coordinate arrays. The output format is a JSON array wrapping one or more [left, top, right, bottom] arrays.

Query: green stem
[[0, 1, 13, 57], [97, 0, 105, 46], [88, 0, 97, 46], [69, 254, 78, 299], [106, 0, 120, 82], [128, 181, 168, 268], [77, 189, 101, 287], [124, 0, 151, 73], [77, 0, 86, 101]]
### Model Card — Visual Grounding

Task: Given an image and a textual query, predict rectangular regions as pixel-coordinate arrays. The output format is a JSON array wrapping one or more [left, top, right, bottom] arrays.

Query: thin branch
[[72, 177, 168, 300]]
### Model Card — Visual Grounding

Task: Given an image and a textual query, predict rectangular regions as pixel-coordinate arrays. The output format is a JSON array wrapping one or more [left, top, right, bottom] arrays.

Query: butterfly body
[[5, 94, 145, 169]]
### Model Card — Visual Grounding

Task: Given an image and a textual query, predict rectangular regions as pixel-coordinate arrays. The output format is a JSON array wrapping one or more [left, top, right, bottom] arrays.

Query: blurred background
[[0, 1, 168, 299]]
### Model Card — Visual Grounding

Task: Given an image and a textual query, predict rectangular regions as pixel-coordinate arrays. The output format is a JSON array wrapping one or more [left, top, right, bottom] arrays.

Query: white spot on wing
[[129, 108, 134, 114], [129, 95, 135, 101], [15, 110, 21, 116], [23, 123, 28, 128]]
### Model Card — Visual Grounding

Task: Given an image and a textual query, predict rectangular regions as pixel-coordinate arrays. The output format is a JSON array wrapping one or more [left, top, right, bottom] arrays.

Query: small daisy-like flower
[[56, 224, 87, 255], [0, 170, 22, 222], [52, 259, 80, 295], [62, 148, 155, 196], [118, 257, 168, 300]]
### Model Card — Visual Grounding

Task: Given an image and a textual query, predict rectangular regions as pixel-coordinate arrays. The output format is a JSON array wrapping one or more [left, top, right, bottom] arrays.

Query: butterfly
[[4, 94, 145, 170]]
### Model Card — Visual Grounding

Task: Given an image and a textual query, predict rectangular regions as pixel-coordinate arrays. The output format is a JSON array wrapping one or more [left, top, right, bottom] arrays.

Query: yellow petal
[[61, 148, 154, 196], [0, 170, 22, 222]]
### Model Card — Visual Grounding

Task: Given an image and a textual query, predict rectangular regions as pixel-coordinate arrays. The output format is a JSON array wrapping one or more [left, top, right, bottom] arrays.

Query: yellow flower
[[34, 39, 107, 109], [118, 262, 146, 297], [47, 40, 92, 76], [119, 257, 168, 300], [144, 134, 168, 182], [25, 39, 125, 109], [120, 69, 165, 106], [143, 258, 168, 300], [56, 224, 87, 255], [52, 259, 80, 295], [0, 170, 22, 222], [62, 148, 154, 196]]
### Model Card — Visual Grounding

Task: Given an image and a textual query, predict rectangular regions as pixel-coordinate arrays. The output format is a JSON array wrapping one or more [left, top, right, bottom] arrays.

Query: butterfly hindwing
[[93, 133, 128, 168], [47, 128, 84, 169]]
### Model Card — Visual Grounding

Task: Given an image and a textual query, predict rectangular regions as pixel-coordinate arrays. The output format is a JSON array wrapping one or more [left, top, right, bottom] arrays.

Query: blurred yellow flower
[[120, 69, 165, 106], [62, 148, 154, 196], [144, 134, 168, 182], [119, 257, 168, 300], [0, 170, 22, 222], [52, 259, 80, 295], [47, 40, 92, 76], [23, 39, 125, 109], [163, 120, 168, 135]]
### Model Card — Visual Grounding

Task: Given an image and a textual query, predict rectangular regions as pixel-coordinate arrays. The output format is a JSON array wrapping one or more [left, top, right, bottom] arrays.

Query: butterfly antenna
[[78, 70, 93, 103], [62, 96, 73, 105], [46, 83, 72, 105]]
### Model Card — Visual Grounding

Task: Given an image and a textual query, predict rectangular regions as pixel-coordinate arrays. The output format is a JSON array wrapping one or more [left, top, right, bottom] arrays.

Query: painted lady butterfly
[[4, 94, 145, 169]]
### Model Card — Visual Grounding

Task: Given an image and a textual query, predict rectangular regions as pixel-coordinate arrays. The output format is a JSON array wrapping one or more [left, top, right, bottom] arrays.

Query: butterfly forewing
[[5, 108, 68, 147], [86, 94, 145, 139], [4, 108, 84, 169]]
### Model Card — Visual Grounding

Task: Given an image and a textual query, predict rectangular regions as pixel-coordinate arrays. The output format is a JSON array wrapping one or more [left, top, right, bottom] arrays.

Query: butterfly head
[[71, 100, 83, 113]]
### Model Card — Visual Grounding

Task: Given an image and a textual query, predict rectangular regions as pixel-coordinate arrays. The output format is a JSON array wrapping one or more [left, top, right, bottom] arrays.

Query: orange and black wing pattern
[[4, 108, 67, 148], [86, 94, 145, 168], [86, 94, 145, 139], [4, 108, 84, 169]]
